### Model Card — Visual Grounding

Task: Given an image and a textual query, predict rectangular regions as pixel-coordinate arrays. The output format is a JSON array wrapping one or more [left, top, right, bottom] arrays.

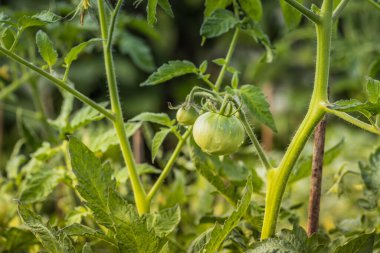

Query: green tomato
[[176, 106, 198, 125], [193, 111, 245, 155]]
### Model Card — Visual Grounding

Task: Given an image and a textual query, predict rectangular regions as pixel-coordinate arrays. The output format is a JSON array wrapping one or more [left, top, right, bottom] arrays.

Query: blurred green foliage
[[0, 0, 380, 252]]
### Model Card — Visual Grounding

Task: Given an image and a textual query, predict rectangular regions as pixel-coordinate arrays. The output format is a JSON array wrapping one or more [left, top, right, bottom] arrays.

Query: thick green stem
[[261, 108, 324, 239], [214, 28, 239, 92], [147, 126, 193, 203], [97, 0, 148, 215], [0, 46, 114, 120], [261, 0, 333, 239]]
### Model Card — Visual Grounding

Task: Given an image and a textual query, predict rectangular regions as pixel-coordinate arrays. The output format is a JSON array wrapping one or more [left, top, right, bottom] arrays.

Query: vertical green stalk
[[260, 0, 333, 239], [214, 28, 240, 91], [97, 0, 148, 214]]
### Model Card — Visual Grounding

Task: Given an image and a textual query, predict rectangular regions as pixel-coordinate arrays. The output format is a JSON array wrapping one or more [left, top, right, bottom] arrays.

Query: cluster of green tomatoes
[[176, 101, 245, 156]]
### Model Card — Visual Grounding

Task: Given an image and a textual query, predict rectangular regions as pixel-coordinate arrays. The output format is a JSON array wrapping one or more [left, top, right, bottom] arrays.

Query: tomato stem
[[214, 28, 240, 92], [219, 95, 230, 115], [106, 0, 123, 52], [97, 0, 149, 215], [282, 0, 321, 24], [0, 46, 114, 120], [366, 0, 380, 11], [260, 0, 334, 239], [323, 105, 380, 134], [239, 111, 273, 171], [332, 0, 351, 21], [9, 28, 24, 53]]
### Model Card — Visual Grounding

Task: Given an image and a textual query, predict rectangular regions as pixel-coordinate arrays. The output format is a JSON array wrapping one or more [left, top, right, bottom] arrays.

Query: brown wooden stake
[[307, 117, 327, 236], [133, 129, 144, 164], [262, 83, 274, 151]]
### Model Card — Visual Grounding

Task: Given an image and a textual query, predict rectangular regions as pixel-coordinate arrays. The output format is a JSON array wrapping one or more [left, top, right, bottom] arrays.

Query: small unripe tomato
[[176, 106, 198, 126], [193, 111, 245, 155]]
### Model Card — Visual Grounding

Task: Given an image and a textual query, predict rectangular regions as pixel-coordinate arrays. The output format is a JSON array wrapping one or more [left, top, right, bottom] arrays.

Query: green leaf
[[147, 0, 158, 25], [31, 10, 61, 23], [241, 20, 274, 63], [18, 205, 75, 253], [88, 122, 142, 153], [366, 78, 380, 104], [204, 0, 232, 17], [200, 9, 239, 38], [141, 60, 198, 86], [152, 128, 171, 162], [228, 85, 277, 132], [329, 99, 380, 119], [359, 147, 380, 193], [67, 141, 174, 251], [119, 33, 155, 73], [212, 58, 227, 66], [158, 0, 174, 18], [36, 30, 58, 68], [333, 232, 375, 253], [199, 60, 208, 74], [231, 72, 239, 89], [238, 0, 263, 21], [62, 223, 116, 246], [64, 38, 101, 67], [248, 225, 330, 253], [202, 179, 253, 252], [18, 10, 60, 29], [280, 0, 304, 30], [69, 102, 108, 132], [187, 228, 214, 253], [146, 205, 181, 237], [69, 137, 115, 226], [19, 168, 66, 204], [130, 112, 173, 126], [189, 137, 239, 205], [110, 197, 165, 253]]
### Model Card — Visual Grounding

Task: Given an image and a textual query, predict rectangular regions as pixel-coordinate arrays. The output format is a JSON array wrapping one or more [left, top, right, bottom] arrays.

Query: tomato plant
[[0, 0, 380, 252]]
